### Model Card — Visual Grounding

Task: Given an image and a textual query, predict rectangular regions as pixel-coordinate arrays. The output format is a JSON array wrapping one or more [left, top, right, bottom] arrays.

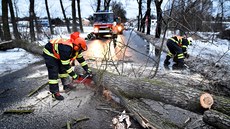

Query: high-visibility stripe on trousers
[[43, 52, 69, 94]]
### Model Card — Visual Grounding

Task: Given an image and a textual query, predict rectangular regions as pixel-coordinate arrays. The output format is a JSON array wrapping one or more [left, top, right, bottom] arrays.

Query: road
[[83, 30, 168, 78], [0, 30, 148, 129]]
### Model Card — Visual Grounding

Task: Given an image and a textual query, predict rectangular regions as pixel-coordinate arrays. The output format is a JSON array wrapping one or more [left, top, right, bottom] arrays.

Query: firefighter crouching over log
[[43, 32, 92, 100], [164, 36, 193, 69]]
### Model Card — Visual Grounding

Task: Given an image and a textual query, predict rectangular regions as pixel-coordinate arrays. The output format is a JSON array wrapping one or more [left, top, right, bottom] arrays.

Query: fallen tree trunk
[[203, 109, 230, 129], [0, 40, 43, 55], [91, 70, 221, 128], [93, 70, 230, 116]]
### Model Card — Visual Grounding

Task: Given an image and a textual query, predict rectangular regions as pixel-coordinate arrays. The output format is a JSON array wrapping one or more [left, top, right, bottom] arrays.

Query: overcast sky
[[9, 0, 141, 19], [0, 0, 170, 19]]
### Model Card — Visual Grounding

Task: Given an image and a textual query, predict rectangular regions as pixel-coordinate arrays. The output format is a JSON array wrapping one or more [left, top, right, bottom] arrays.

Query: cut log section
[[200, 93, 214, 109]]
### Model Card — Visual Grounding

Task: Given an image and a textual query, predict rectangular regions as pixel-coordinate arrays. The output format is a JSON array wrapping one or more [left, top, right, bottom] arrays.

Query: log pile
[[93, 69, 230, 129]]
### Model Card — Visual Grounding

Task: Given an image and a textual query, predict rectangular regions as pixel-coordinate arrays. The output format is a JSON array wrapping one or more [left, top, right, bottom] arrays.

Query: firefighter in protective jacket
[[164, 36, 192, 68], [43, 32, 92, 100]]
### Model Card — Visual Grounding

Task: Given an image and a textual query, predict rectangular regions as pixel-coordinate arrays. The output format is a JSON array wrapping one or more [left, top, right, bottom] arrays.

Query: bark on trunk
[[0, 40, 43, 55], [93, 70, 230, 116], [203, 109, 230, 129], [90, 69, 223, 128]]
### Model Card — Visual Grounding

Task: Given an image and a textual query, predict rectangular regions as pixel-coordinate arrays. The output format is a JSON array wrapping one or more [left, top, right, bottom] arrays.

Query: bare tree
[[29, 0, 36, 42], [154, 0, 163, 38], [77, 0, 84, 32], [104, 0, 112, 10], [111, 1, 127, 22], [8, 0, 20, 40], [45, 0, 54, 35], [60, 0, 71, 33], [167, 0, 213, 33], [96, 0, 101, 11], [146, 0, 151, 35], [72, 0, 78, 32], [2, 0, 11, 41], [137, 0, 143, 31], [13, 0, 19, 18], [0, 23, 3, 41]]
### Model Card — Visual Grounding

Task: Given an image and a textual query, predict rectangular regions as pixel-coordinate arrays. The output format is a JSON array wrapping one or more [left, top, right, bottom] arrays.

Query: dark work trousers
[[43, 53, 68, 94], [166, 39, 184, 64]]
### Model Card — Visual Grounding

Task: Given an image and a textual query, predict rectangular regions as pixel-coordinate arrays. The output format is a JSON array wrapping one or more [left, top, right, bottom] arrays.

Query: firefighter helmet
[[73, 37, 87, 51], [70, 32, 80, 41], [187, 37, 193, 45]]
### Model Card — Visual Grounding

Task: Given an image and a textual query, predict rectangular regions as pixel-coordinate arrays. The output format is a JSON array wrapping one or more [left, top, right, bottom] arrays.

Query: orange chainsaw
[[73, 74, 93, 86]]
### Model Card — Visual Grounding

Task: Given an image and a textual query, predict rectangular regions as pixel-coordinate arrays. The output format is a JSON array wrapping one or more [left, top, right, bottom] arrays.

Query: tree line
[[1, 0, 229, 43]]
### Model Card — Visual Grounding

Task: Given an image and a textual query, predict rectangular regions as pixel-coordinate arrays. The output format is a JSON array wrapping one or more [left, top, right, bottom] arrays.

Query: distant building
[[37, 19, 49, 27]]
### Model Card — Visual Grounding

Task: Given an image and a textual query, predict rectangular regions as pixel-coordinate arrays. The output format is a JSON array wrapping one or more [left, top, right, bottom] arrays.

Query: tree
[[72, 0, 78, 32], [0, 23, 3, 41], [167, 0, 213, 33], [2, 0, 11, 41], [60, 0, 71, 33], [8, 0, 21, 40], [146, 0, 151, 35], [77, 0, 84, 32], [111, 1, 127, 23], [29, 0, 36, 42], [154, 0, 163, 38], [104, 0, 112, 10], [96, 0, 101, 11], [45, 0, 54, 35], [137, 0, 143, 31]]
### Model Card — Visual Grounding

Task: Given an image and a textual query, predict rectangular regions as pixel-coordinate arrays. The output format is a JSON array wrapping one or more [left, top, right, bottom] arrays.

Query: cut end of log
[[200, 93, 214, 109]]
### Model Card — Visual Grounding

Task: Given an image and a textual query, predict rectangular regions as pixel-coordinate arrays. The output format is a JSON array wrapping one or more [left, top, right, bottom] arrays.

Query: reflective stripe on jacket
[[169, 36, 183, 46]]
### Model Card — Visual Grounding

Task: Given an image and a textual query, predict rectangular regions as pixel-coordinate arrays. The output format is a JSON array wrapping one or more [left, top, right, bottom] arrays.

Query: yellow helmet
[[187, 37, 193, 45]]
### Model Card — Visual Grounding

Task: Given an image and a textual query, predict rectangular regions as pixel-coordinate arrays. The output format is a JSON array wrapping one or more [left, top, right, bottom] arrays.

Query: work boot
[[164, 56, 171, 65], [164, 60, 170, 65], [64, 83, 76, 92], [173, 62, 186, 70], [52, 92, 64, 100]]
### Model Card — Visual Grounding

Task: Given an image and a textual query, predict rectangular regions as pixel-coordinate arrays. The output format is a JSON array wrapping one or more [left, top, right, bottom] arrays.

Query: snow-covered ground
[[0, 48, 42, 77]]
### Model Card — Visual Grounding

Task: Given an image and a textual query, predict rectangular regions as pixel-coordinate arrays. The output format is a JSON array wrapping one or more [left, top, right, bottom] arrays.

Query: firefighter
[[43, 32, 92, 100], [164, 36, 193, 68]]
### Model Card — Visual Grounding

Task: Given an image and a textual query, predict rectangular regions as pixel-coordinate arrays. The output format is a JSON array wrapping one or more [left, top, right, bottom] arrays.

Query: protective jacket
[[165, 36, 190, 65], [43, 38, 89, 94]]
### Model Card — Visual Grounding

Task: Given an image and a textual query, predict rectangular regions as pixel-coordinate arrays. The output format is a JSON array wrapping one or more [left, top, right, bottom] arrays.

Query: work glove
[[86, 69, 93, 77], [184, 53, 189, 59], [72, 74, 81, 83]]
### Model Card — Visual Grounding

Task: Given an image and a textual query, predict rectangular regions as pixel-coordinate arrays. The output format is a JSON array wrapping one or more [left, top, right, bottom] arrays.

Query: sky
[[10, 0, 141, 19]]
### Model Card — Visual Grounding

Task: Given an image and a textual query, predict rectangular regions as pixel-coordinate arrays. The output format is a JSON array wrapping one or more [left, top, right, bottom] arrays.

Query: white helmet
[[187, 37, 193, 45]]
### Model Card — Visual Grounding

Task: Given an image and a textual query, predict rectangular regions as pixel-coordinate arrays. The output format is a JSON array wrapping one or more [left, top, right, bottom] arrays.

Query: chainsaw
[[73, 74, 93, 86]]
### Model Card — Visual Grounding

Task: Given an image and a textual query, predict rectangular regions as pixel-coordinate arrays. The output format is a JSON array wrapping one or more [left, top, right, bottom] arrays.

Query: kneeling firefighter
[[43, 32, 92, 100], [164, 36, 193, 68]]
